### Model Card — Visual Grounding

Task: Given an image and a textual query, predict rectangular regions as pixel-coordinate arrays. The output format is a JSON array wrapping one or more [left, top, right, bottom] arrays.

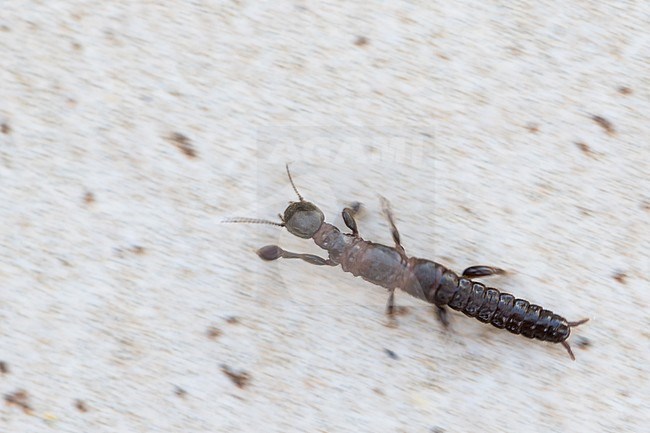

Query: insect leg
[[462, 266, 506, 278], [342, 202, 362, 236], [436, 306, 450, 328], [257, 245, 336, 266], [385, 289, 396, 315], [380, 196, 406, 257], [342, 207, 359, 236]]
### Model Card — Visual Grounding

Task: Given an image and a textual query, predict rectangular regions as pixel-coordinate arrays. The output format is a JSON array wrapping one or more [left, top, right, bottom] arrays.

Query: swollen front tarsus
[[342, 207, 359, 236], [257, 245, 335, 266]]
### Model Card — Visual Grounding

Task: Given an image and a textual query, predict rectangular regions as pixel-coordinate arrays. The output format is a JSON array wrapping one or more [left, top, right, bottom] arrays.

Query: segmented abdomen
[[442, 277, 570, 343]]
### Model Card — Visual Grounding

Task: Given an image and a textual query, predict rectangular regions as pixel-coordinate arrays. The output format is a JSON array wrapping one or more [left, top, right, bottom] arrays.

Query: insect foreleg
[[342, 207, 359, 236], [256, 245, 336, 266], [341, 202, 362, 236]]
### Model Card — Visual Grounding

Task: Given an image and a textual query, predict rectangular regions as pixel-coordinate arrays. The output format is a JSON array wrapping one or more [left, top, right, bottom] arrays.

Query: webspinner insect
[[225, 165, 589, 360]]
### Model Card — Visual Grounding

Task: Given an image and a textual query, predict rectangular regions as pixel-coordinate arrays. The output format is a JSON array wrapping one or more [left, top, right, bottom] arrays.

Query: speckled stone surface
[[1, 2, 648, 432]]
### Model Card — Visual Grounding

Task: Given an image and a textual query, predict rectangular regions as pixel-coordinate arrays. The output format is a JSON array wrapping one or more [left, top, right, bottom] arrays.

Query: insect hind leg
[[436, 306, 450, 328], [462, 266, 506, 278]]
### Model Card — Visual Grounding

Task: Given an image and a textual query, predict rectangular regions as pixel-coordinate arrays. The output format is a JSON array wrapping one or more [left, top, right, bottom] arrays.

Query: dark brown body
[[313, 223, 572, 345], [227, 165, 588, 360]]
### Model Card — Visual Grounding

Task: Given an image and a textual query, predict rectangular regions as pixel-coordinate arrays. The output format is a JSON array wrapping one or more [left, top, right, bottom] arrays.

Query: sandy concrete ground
[[1, 2, 648, 432]]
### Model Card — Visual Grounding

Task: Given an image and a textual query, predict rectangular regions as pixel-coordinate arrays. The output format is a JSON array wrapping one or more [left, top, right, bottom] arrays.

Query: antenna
[[221, 217, 284, 227], [285, 163, 303, 201]]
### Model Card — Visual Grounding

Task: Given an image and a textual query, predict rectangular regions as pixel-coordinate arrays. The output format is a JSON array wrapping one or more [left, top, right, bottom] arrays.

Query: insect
[[225, 165, 589, 360]]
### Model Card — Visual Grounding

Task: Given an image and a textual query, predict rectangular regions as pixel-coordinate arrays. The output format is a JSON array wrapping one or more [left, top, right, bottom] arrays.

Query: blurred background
[[1, 2, 648, 432]]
